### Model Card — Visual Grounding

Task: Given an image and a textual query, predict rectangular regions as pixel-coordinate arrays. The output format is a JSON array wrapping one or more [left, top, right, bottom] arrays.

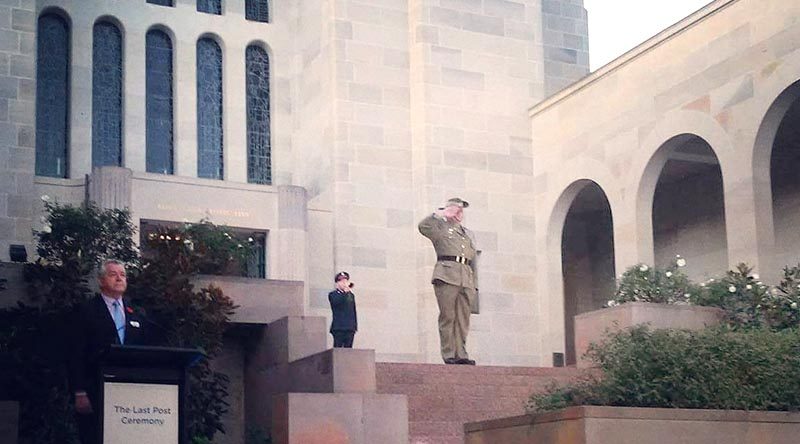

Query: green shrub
[[610, 257, 698, 306], [691, 263, 769, 329], [527, 326, 800, 413], [763, 265, 800, 330]]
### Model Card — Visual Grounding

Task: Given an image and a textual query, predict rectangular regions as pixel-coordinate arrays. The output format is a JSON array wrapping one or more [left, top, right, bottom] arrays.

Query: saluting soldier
[[418, 197, 478, 365]]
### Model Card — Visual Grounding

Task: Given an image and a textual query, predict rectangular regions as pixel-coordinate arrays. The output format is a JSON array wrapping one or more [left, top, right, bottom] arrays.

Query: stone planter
[[574, 302, 723, 368], [464, 406, 800, 444]]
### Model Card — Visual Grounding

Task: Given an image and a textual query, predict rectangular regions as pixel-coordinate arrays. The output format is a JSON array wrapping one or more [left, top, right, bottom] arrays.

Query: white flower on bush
[[40, 195, 50, 202], [771, 288, 780, 296], [639, 264, 649, 272], [746, 284, 753, 290], [665, 271, 673, 278], [42, 224, 52, 234], [728, 285, 736, 293], [684, 293, 691, 299], [791, 302, 798, 309], [676, 257, 687, 267], [607, 300, 616, 307], [752, 273, 760, 280]]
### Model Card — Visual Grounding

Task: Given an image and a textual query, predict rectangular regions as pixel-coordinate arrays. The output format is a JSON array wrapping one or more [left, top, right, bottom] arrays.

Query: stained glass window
[[35, 13, 70, 178], [246, 45, 271, 184], [197, 38, 223, 180], [147, 0, 174, 6], [145, 29, 174, 175], [197, 0, 222, 15], [246, 0, 269, 23], [92, 21, 123, 168]]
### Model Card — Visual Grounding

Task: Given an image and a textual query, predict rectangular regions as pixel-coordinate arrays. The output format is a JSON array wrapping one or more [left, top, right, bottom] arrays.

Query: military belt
[[438, 255, 472, 266]]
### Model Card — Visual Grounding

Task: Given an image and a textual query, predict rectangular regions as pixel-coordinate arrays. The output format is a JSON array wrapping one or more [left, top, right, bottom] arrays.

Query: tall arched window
[[35, 13, 70, 178], [246, 0, 269, 22], [197, 38, 223, 180], [197, 0, 222, 14], [92, 20, 123, 167], [246, 45, 271, 184], [145, 29, 174, 174]]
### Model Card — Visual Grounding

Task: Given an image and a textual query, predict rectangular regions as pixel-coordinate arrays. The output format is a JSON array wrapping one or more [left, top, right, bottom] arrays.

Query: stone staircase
[[376, 363, 585, 444]]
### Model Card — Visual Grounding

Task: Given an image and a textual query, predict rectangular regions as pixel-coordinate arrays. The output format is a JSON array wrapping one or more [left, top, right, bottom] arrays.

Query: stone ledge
[[465, 406, 800, 443], [289, 348, 376, 394], [194, 276, 304, 324], [272, 393, 408, 444]]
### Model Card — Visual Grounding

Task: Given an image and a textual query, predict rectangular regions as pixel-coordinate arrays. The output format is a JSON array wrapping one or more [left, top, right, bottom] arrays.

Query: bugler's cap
[[445, 197, 469, 208], [335, 271, 350, 282]]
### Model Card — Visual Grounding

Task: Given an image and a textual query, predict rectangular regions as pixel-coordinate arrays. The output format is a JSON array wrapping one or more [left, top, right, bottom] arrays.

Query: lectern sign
[[103, 382, 179, 444]]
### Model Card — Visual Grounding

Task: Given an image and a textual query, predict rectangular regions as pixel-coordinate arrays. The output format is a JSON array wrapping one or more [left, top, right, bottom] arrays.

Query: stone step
[[376, 363, 585, 444]]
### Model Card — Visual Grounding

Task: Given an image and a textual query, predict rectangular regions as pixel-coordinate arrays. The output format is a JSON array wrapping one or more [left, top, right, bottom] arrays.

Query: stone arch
[[548, 179, 616, 365], [634, 111, 734, 274], [750, 51, 800, 275], [754, 80, 800, 269], [638, 132, 727, 279]]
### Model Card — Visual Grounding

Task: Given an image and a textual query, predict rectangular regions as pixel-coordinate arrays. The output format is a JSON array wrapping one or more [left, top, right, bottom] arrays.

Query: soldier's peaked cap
[[445, 197, 469, 208]]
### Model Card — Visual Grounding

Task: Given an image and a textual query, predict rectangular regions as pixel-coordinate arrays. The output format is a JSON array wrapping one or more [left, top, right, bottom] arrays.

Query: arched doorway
[[769, 82, 800, 268], [561, 181, 615, 365], [651, 135, 727, 280]]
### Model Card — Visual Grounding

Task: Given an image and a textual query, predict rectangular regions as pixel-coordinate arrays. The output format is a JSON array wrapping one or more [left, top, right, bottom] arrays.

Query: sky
[[583, 0, 713, 71]]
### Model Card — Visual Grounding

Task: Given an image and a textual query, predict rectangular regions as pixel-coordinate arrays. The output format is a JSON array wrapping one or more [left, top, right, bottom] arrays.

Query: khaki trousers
[[433, 281, 474, 360]]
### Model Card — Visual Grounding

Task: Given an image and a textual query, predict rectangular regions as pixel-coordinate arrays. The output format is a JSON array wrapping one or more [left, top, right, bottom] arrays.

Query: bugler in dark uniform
[[328, 271, 358, 348], [418, 197, 478, 365]]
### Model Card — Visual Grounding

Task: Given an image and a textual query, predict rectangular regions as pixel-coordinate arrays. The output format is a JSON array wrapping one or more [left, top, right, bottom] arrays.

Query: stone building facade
[[532, 0, 800, 364], [4, 0, 800, 438], [0, 0, 590, 366]]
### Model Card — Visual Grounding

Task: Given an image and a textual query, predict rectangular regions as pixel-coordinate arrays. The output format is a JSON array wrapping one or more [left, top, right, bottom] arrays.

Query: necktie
[[112, 300, 125, 344]]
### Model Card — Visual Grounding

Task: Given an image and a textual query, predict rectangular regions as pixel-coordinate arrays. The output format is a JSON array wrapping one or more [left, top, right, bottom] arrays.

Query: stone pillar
[[124, 25, 146, 173], [223, 39, 246, 183], [244, 316, 328, 437], [540, 0, 591, 96], [271, 185, 307, 280], [225, 0, 246, 16], [722, 156, 771, 276], [87, 166, 133, 210], [0, 1, 36, 262], [173, 27, 197, 178], [69, 12, 92, 178]]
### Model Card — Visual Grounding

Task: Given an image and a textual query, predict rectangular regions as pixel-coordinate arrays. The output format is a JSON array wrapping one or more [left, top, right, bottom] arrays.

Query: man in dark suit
[[68, 259, 151, 444], [328, 271, 358, 348]]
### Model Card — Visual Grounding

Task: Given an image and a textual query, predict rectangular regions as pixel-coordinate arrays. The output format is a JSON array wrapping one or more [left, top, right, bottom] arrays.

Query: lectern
[[97, 345, 203, 444]]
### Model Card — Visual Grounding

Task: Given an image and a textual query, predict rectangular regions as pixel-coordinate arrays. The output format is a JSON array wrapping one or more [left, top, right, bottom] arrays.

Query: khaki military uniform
[[418, 213, 478, 361]]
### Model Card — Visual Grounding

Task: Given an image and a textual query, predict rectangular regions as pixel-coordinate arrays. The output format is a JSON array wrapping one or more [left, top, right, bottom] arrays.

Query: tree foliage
[[0, 202, 240, 443]]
